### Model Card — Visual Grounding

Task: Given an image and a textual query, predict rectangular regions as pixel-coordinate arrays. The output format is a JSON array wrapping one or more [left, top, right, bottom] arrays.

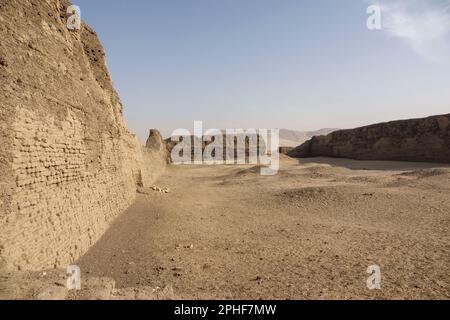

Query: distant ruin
[[0, 0, 168, 271], [289, 114, 450, 163]]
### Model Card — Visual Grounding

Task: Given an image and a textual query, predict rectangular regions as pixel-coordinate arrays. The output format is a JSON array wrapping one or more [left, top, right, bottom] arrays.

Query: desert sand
[[1, 0, 449, 302], [71, 155, 450, 300]]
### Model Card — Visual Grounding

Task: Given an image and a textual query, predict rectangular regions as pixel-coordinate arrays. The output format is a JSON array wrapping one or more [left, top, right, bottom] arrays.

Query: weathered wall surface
[[0, 0, 167, 271], [289, 114, 450, 163]]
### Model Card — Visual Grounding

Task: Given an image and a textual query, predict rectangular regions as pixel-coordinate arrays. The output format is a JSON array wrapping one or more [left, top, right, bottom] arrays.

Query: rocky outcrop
[[288, 114, 450, 163], [0, 1, 167, 271]]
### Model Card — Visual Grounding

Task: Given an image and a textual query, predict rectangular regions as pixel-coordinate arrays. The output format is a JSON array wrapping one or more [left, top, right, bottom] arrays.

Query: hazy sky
[[75, 0, 450, 141]]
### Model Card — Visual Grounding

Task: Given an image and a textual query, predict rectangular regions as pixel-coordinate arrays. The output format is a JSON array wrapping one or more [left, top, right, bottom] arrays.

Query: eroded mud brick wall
[[289, 114, 450, 163], [0, 0, 166, 271]]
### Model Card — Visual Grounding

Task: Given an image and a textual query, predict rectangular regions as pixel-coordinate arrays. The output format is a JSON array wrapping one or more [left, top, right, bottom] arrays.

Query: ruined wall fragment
[[0, 0, 166, 271], [289, 114, 450, 163]]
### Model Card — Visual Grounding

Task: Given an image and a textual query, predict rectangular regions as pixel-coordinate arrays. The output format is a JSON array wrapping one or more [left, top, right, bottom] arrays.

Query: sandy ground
[[74, 156, 450, 300]]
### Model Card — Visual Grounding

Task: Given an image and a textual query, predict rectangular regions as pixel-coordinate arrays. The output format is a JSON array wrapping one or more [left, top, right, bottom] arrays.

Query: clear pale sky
[[75, 0, 450, 141]]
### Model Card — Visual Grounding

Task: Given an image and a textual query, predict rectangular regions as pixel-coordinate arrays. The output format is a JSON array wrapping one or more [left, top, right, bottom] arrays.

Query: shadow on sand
[[296, 157, 450, 171]]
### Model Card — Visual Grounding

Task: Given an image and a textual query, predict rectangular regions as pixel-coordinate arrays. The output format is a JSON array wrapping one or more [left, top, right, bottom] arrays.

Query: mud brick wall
[[289, 114, 450, 163], [0, 0, 166, 271]]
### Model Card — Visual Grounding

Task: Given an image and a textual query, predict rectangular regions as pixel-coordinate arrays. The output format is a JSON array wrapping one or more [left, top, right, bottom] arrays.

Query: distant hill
[[279, 128, 339, 147]]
